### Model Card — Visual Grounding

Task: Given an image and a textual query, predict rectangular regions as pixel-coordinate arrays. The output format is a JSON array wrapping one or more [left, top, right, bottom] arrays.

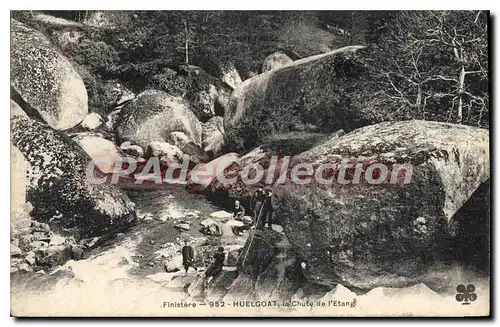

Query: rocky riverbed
[[11, 188, 490, 317], [11, 187, 245, 315]]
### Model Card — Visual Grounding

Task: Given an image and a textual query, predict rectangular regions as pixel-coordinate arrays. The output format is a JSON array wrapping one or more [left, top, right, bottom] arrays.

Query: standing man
[[181, 240, 195, 276], [251, 188, 265, 217], [258, 188, 274, 230]]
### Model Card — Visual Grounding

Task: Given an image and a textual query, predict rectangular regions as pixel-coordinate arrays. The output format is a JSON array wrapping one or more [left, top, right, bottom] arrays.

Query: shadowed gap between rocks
[[448, 179, 490, 274]]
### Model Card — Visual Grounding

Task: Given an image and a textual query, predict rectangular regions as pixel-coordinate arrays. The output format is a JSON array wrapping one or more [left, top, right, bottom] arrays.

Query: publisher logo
[[456, 284, 477, 305]]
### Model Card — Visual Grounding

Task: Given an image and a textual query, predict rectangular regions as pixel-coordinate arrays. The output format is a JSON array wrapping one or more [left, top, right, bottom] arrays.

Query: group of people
[[180, 240, 225, 284], [180, 188, 275, 284], [233, 187, 274, 230]]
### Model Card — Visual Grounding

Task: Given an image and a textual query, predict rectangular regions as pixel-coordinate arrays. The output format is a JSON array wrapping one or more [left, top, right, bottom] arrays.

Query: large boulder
[[261, 51, 293, 72], [225, 46, 380, 150], [271, 120, 489, 291], [115, 90, 202, 149], [10, 19, 88, 130], [11, 116, 136, 237], [72, 133, 122, 174], [202, 116, 225, 159]]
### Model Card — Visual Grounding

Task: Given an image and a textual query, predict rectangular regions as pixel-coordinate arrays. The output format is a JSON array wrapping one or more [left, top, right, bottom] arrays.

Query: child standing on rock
[[181, 240, 196, 276]]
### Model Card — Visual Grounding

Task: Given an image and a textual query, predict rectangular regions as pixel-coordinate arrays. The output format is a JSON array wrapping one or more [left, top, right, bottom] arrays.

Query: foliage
[[11, 10, 489, 130]]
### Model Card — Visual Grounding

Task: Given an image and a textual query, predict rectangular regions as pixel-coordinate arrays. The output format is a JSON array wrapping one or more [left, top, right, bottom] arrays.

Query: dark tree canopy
[[11, 10, 489, 128]]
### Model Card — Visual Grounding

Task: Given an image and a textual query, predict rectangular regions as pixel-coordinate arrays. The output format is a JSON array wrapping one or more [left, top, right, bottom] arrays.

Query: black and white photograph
[[9, 9, 490, 317]]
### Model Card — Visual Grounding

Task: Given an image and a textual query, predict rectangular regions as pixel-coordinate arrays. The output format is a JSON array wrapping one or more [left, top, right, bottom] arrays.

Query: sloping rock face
[[271, 120, 489, 291], [115, 90, 202, 149], [225, 46, 382, 150], [261, 51, 293, 72], [449, 179, 490, 273], [10, 19, 88, 130], [11, 116, 136, 238]]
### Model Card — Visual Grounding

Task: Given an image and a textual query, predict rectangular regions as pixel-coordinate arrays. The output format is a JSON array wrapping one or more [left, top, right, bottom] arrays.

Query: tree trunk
[[182, 20, 191, 98], [416, 84, 422, 112], [184, 20, 189, 65], [457, 65, 465, 123]]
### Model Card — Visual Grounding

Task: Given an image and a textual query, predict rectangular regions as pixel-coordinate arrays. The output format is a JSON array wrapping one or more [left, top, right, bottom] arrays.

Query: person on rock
[[204, 247, 226, 284], [258, 188, 274, 230], [231, 200, 247, 235], [232, 200, 246, 220], [251, 188, 265, 217], [181, 240, 196, 276], [285, 257, 309, 298]]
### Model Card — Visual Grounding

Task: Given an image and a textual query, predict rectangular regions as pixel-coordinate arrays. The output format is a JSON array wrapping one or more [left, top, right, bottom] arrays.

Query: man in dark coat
[[181, 240, 195, 276], [251, 188, 265, 217], [258, 189, 274, 230], [205, 247, 226, 284]]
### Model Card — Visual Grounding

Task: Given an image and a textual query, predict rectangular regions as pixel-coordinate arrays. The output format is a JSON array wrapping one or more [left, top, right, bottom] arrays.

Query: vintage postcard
[[10, 10, 490, 317]]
